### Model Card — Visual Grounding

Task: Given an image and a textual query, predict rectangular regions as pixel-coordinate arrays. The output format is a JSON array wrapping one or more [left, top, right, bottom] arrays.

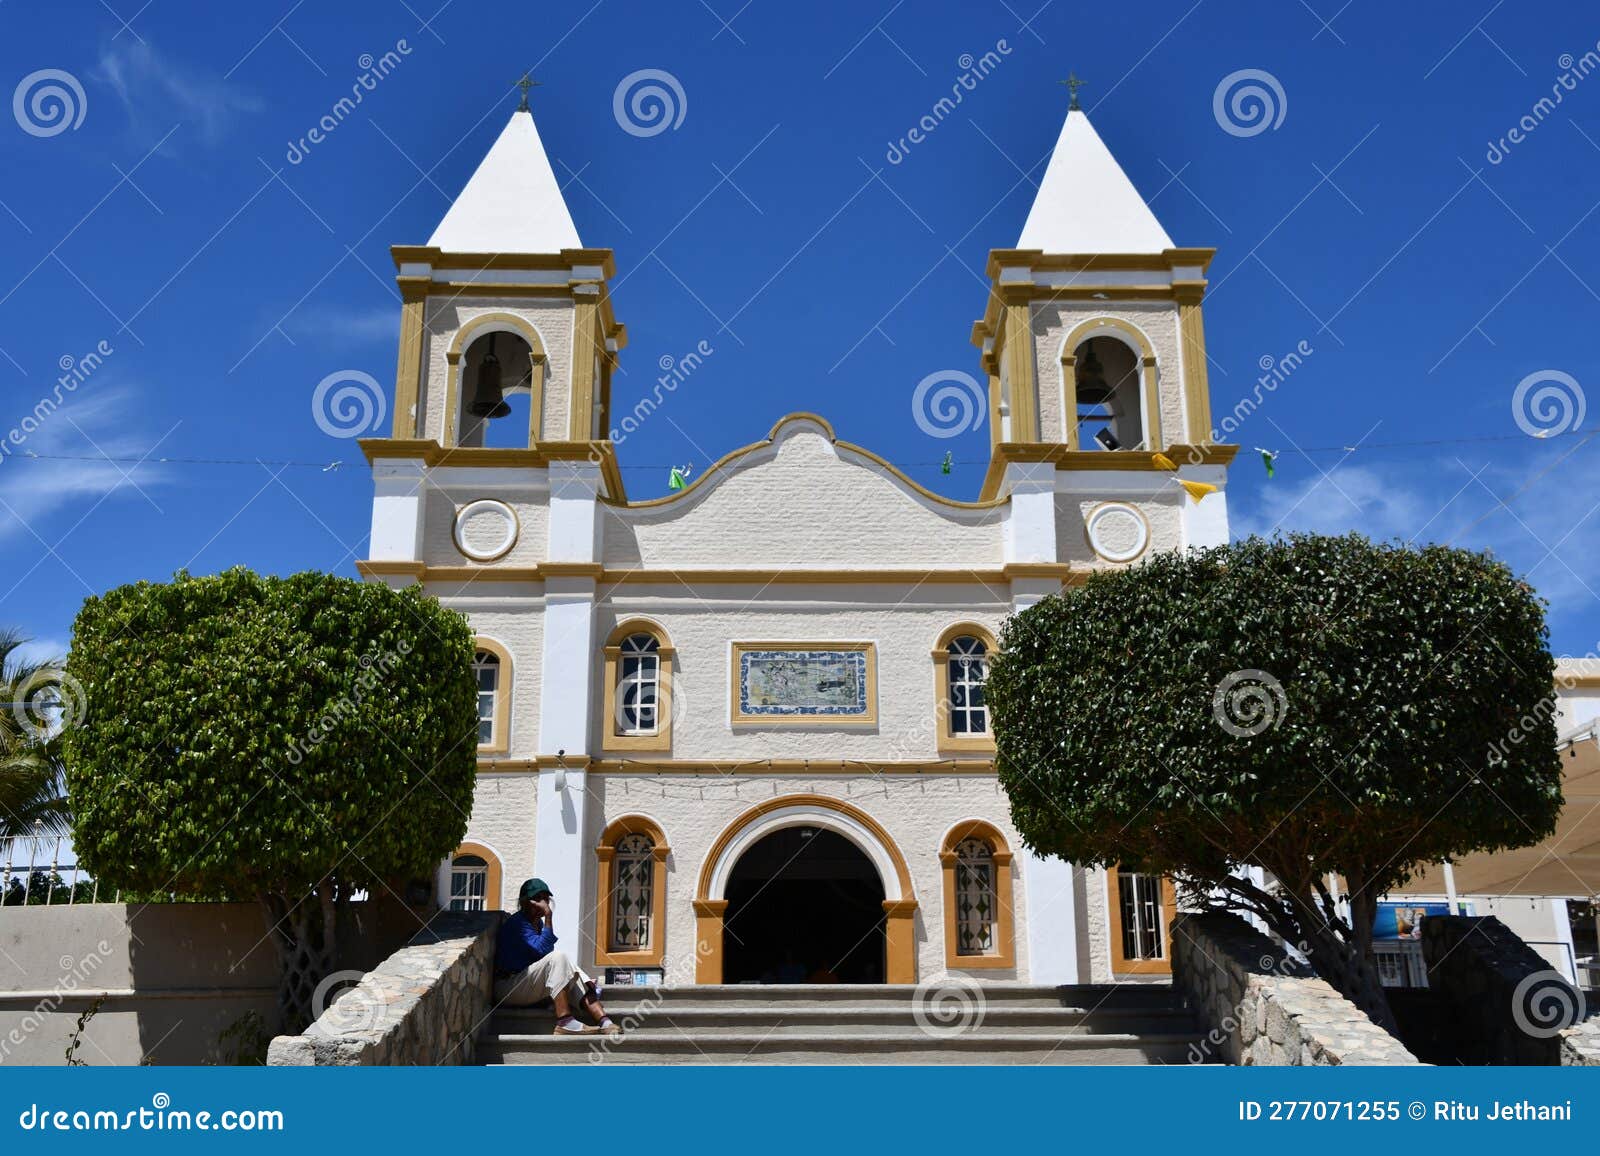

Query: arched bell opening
[[1072, 334, 1144, 451], [457, 329, 538, 449]]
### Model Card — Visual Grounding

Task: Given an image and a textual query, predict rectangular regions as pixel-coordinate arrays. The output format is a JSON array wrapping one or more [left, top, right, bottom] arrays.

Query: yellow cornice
[[357, 562, 1084, 588], [355, 560, 426, 581], [601, 566, 1046, 587], [979, 442, 1239, 500], [390, 246, 617, 277], [983, 248, 1216, 276], [358, 438, 627, 501], [476, 757, 997, 775], [603, 411, 1006, 512]]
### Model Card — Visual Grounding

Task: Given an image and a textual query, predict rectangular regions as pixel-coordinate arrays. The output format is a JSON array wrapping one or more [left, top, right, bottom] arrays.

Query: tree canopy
[[0, 629, 72, 841], [987, 534, 1562, 1023], [63, 569, 479, 1026]]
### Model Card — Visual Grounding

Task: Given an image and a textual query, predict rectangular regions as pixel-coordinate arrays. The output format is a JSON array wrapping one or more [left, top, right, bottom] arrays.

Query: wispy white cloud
[[95, 40, 260, 147], [0, 386, 171, 543], [281, 304, 400, 347], [1229, 444, 1600, 652]]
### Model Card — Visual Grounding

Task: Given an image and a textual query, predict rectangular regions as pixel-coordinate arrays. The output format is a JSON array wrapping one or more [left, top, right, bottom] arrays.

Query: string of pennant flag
[[5, 423, 1597, 491]]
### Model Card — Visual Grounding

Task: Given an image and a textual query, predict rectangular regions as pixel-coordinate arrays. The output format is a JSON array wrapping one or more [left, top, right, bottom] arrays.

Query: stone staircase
[[478, 983, 1207, 1065]]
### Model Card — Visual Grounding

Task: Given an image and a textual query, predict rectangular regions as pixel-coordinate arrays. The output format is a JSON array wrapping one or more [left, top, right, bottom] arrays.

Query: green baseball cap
[[518, 878, 553, 901]]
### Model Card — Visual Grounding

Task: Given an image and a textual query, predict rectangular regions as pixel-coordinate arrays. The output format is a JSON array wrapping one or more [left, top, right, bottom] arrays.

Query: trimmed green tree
[[987, 534, 1562, 1028], [63, 569, 479, 1030]]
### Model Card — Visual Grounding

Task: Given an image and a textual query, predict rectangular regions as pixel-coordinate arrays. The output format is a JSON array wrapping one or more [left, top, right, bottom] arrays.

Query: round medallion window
[[1085, 502, 1150, 564], [453, 499, 519, 562]]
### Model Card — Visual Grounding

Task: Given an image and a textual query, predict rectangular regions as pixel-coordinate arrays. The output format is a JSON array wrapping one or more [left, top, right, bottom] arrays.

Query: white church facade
[[358, 97, 1238, 987]]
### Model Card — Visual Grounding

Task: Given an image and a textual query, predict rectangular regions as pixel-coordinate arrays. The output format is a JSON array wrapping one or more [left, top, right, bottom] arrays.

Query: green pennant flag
[[668, 465, 690, 491], [940, 451, 953, 476], [1255, 448, 1279, 479]]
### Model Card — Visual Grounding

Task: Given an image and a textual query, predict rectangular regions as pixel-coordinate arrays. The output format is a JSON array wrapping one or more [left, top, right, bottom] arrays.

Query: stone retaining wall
[[1170, 913, 1419, 1065], [1421, 915, 1587, 1065], [1561, 1016, 1600, 1065], [267, 910, 499, 1066]]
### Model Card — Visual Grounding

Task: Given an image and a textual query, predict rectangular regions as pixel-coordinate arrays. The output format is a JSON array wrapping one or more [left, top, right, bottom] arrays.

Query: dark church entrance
[[721, 827, 886, 984]]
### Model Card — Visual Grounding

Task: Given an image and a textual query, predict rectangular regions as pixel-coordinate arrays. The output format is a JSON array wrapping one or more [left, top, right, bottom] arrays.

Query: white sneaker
[[552, 1019, 600, 1036]]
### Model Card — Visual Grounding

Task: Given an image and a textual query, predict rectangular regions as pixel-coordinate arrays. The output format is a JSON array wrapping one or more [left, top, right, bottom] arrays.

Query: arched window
[[610, 833, 656, 951], [602, 621, 674, 752], [473, 639, 511, 754], [940, 821, 1015, 969], [619, 634, 660, 734], [595, 816, 670, 967], [448, 854, 487, 911], [953, 838, 996, 954], [445, 842, 502, 912], [933, 625, 997, 753]]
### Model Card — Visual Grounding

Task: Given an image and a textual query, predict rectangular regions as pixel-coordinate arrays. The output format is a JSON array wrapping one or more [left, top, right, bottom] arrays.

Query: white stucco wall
[[601, 423, 1004, 569], [421, 485, 551, 569], [592, 589, 1009, 761], [1055, 489, 1184, 567], [456, 771, 540, 910], [439, 600, 545, 756], [583, 773, 1039, 983]]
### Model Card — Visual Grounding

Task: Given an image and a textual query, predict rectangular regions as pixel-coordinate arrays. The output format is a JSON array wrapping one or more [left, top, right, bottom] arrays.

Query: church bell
[[468, 334, 512, 419]]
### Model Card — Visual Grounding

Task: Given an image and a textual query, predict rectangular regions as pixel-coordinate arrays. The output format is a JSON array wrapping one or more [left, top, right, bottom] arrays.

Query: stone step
[[581, 983, 1182, 1011], [489, 1004, 1197, 1036], [480, 1030, 1205, 1066]]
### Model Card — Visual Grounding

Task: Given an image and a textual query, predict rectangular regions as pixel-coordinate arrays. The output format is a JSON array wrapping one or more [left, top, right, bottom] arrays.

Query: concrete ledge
[[267, 911, 500, 1066], [1171, 913, 1419, 1066]]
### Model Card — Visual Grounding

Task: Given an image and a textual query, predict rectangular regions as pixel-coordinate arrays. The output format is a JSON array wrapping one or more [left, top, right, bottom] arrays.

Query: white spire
[[1017, 109, 1173, 254], [427, 109, 582, 253]]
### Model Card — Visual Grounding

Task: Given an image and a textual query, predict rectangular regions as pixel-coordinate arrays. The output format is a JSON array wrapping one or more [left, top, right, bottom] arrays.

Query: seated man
[[494, 878, 619, 1036]]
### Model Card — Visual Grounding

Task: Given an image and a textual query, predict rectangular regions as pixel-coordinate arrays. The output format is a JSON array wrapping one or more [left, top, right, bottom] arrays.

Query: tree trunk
[[1226, 871, 1399, 1036], [261, 879, 340, 1034]]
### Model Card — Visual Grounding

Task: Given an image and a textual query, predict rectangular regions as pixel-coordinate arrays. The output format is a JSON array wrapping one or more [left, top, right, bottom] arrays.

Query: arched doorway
[[693, 794, 919, 984], [722, 828, 886, 984]]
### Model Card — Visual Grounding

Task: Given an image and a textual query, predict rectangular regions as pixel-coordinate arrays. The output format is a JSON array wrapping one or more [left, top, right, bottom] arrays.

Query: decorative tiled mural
[[735, 645, 872, 719]]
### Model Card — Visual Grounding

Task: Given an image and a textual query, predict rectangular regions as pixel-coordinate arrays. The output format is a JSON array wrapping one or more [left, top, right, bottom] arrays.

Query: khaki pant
[[494, 950, 595, 1008]]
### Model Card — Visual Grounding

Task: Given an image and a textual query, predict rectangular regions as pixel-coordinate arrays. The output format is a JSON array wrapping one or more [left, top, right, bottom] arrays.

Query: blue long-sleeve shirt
[[495, 912, 557, 975]]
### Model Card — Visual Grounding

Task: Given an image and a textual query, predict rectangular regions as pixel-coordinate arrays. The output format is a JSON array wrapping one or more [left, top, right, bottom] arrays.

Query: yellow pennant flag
[[1178, 479, 1218, 502], [1151, 452, 1178, 471]]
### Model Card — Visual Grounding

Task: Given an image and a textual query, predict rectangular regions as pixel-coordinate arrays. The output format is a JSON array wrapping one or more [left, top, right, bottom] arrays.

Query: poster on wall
[[1373, 901, 1460, 940]]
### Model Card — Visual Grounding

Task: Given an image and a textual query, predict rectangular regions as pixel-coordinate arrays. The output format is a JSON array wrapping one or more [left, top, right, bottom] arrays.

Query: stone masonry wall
[[1561, 1016, 1600, 1066], [1421, 914, 1587, 1065], [1171, 913, 1419, 1066], [267, 911, 500, 1066]]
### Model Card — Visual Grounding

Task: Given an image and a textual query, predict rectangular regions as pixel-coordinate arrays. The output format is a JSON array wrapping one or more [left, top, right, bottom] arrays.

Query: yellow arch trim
[[607, 412, 1006, 511], [452, 840, 504, 913], [594, 813, 670, 967], [938, 819, 1016, 970], [447, 311, 548, 360], [693, 793, 918, 983], [934, 622, 1000, 655], [696, 792, 914, 899]]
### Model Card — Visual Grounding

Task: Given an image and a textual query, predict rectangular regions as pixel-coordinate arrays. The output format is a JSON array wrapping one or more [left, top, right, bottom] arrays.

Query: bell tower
[[380, 85, 626, 477], [970, 95, 1230, 503]]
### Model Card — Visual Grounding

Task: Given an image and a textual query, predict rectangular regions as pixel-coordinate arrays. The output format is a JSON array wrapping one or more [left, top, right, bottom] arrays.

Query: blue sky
[[1, 0, 1598, 661]]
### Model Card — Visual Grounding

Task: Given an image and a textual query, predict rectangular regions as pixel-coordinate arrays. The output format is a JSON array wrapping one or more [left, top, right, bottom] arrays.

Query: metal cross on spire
[[515, 72, 540, 112], [1061, 72, 1086, 111]]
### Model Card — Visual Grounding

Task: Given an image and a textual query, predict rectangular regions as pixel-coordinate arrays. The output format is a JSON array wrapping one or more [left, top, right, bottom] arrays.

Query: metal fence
[[0, 834, 118, 908]]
